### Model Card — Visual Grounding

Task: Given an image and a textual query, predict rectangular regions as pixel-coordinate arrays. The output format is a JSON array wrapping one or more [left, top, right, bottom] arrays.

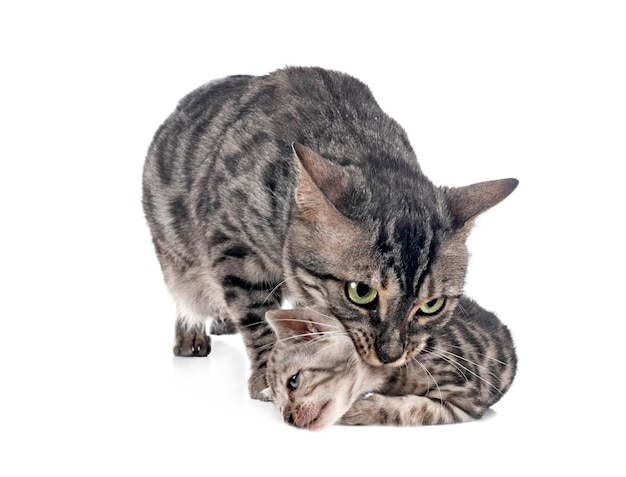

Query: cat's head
[[284, 142, 518, 367], [265, 308, 365, 430]]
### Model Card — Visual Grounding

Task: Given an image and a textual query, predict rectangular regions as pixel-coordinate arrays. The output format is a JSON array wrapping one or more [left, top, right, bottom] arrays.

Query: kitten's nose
[[285, 411, 296, 426]]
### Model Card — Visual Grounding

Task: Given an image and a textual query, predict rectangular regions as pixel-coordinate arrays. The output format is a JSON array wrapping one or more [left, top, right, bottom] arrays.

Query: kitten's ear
[[446, 178, 519, 228], [266, 309, 338, 341], [291, 143, 351, 218]]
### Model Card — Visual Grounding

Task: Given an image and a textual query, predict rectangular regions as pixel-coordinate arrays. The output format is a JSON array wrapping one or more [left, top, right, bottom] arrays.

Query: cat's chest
[[380, 366, 431, 396]]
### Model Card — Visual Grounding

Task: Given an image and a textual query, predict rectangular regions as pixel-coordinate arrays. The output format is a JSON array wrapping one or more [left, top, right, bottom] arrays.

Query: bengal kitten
[[266, 299, 516, 429]]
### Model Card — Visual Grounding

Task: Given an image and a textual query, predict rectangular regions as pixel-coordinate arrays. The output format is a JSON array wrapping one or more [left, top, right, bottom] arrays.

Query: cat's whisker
[[457, 302, 471, 320], [262, 276, 299, 305], [425, 349, 469, 384], [427, 349, 504, 395], [433, 346, 503, 381], [237, 318, 266, 329], [410, 356, 443, 403], [442, 344, 509, 367]]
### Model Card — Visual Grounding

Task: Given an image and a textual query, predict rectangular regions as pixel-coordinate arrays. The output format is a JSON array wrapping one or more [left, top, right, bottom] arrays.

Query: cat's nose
[[375, 326, 405, 364], [376, 346, 404, 364], [375, 339, 405, 364]]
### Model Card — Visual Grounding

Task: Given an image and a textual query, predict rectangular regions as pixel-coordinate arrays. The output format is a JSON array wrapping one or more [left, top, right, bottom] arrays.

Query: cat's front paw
[[257, 387, 273, 401], [248, 371, 270, 401], [173, 330, 211, 357], [338, 394, 385, 426]]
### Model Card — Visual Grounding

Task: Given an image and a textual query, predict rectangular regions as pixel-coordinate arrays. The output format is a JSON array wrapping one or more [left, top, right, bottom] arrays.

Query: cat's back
[[145, 66, 407, 177], [143, 74, 254, 188], [176, 74, 255, 123], [143, 67, 421, 251]]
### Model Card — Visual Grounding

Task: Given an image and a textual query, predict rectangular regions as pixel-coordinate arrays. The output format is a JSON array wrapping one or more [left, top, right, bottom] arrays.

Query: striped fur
[[266, 297, 516, 429], [142, 67, 518, 399]]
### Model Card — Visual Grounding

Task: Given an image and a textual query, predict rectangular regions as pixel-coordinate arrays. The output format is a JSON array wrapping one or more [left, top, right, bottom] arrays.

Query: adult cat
[[265, 301, 516, 429], [142, 66, 518, 399]]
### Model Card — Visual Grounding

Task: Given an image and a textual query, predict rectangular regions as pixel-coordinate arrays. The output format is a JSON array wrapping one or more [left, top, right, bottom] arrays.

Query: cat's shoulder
[[455, 296, 505, 333]]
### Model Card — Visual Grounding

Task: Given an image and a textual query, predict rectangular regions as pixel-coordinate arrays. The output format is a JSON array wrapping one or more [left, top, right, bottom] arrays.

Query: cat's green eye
[[418, 297, 446, 315], [346, 282, 378, 306]]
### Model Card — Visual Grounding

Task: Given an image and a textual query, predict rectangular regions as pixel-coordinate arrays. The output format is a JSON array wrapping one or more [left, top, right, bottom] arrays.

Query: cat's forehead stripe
[[376, 216, 442, 297]]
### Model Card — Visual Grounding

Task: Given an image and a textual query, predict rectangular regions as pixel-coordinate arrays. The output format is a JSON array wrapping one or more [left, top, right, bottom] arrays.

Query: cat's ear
[[446, 178, 519, 228], [291, 143, 351, 219], [266, 309, 338, 342]]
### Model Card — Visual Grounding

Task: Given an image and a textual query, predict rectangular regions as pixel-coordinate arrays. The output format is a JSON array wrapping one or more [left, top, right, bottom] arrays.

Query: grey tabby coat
[[142, 66, 518, 399], [266, 299, 516, 429]]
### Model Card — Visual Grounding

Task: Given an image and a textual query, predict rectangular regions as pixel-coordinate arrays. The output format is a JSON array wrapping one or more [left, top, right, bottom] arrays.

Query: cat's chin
[[305, 400, 341, 431]]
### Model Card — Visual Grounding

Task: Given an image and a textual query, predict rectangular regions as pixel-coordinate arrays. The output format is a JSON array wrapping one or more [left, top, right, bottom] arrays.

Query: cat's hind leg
[[174, 311, 211, 357], [165, 264, 227, 357], [174, 302, 236, 355]]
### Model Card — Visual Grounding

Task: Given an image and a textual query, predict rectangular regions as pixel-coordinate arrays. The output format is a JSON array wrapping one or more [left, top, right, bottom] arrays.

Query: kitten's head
[[284, 143, 518, 367], [265, 308, 364, 430]]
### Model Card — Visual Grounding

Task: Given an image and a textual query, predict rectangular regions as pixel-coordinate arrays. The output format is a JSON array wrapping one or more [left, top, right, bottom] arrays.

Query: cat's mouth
[[287, 400, 332, 431]]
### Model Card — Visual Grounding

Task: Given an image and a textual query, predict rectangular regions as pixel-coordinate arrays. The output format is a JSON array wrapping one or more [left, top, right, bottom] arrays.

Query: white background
[[2, 1, 624, 475]]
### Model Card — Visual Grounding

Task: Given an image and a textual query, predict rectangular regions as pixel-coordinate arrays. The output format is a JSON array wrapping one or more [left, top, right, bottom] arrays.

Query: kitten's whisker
[[262, 317, 342, 329], [254, 329, 347, 352], [308, 330, 351, 348], [300, 307, 344, 330], [347, 351, 361, 372], [310, 340, 349, 358]]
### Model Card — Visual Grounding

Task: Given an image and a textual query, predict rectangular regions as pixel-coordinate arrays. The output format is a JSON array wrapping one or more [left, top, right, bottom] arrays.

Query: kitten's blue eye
[[418, 297, 446, 315], [346, 282, 378, 306], [288, 373, 300, 391]]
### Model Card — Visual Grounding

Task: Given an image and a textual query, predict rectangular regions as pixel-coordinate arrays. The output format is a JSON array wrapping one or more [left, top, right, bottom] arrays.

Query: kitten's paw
[[173, 330, 212, 357], [258, 387, 273, 402], [338, 394, 384, 426], [209, 316, 238, 335], [247, 372, 270, 401]]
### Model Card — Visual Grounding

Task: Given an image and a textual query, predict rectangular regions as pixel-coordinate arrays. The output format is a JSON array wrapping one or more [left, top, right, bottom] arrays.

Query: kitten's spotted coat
[[266, 299, 516, 429]]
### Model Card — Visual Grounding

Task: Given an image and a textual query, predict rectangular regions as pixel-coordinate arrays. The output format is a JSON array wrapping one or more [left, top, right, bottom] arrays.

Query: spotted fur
[[266, 297, 516, 429], [142, 67, 518, 399]]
